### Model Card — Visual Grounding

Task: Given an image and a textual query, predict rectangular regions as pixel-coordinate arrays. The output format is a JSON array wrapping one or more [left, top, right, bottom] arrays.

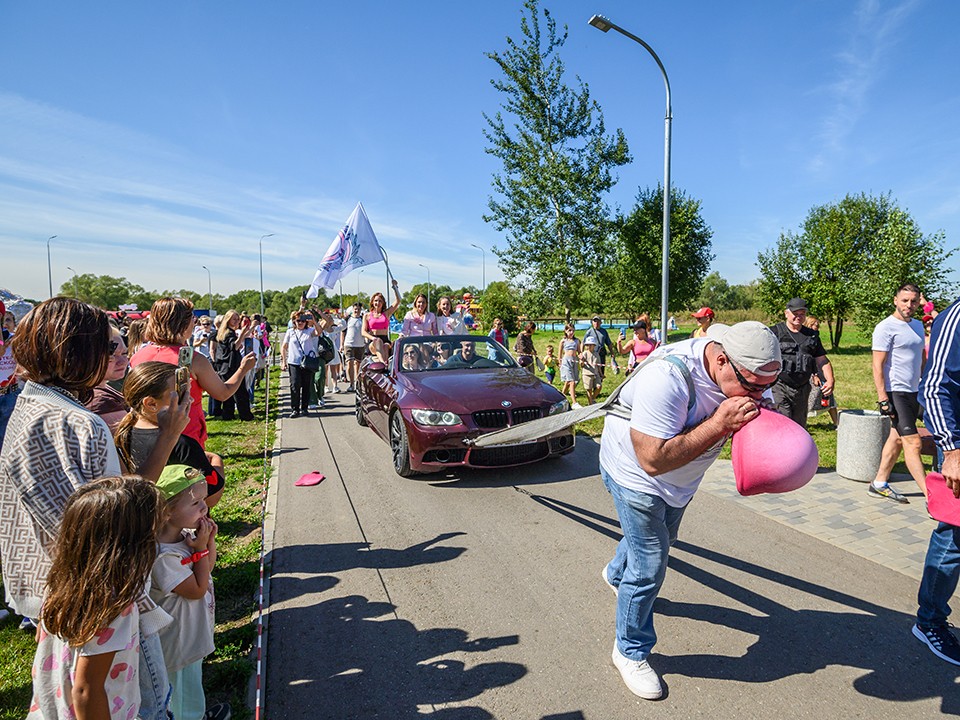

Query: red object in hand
[[926, 472, 960, 525]]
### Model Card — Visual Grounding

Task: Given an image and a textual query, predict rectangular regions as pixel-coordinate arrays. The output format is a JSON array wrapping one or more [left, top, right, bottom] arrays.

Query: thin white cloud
[[1, 92, 496, 300], [806, 0, 922, 174]]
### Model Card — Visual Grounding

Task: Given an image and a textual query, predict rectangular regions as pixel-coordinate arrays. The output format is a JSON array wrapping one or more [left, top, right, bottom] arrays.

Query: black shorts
[[346, 346, 365, 362], [888, 391, 920, 436]]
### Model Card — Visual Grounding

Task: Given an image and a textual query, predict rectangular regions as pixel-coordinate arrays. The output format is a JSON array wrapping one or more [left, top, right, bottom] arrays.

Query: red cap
[[923, 314, 934, 324], [691, 307, 714, 319]]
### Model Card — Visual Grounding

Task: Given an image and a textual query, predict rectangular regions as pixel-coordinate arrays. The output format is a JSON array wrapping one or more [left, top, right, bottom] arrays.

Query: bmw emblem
[[501, 400, 512, 408]]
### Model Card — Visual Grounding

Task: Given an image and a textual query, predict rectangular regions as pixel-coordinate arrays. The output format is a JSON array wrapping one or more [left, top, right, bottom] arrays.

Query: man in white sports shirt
[[869, 283, 927, 503], [599, 321, 782, 700]]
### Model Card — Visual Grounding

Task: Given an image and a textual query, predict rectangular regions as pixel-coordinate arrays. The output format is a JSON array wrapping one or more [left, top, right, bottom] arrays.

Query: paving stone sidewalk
[[701, 460, 933, 580]]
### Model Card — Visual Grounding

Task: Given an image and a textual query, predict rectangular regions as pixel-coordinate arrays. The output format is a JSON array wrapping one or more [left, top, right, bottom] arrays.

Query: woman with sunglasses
[[85, 325, 130, 431], [618, 320, 659, 375], [281, 310, 319, 418], [362, 279, 401, 363]]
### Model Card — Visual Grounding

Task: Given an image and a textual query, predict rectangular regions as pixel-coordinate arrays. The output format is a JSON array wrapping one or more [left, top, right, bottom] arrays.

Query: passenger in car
[[400, 344, 428, 372]]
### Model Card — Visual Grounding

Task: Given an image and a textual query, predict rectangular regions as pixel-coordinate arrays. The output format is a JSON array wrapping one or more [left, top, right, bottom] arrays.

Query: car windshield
[[396, 335, 517, 372]]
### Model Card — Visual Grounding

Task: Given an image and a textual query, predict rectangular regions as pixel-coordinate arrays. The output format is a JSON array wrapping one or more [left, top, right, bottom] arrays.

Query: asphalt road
[[264, 391, 958, 719]]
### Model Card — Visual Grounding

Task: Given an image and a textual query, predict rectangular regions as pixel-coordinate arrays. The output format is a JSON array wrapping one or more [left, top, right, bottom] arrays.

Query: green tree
[[478, 281, 520, 334], [756, 192, 954, 348], [483, 0, 630, 322], [58, 274, 156, 311], [591, 186, 713, 320]]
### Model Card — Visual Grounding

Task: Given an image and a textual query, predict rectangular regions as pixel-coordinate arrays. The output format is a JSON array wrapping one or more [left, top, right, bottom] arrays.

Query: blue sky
[[3, 0, 958, 306]]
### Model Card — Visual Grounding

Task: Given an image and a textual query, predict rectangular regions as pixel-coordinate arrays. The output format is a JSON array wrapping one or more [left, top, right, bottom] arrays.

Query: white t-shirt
[[150, 540, 215, 673], [872, 316, 925, 392], [0, 341, 16, 386], [438, 312, 466, 335], [344, 313, 366, 348], [28, 602, 141, 720], [282, 327, 318, 366], [598, 338, 727, 508]]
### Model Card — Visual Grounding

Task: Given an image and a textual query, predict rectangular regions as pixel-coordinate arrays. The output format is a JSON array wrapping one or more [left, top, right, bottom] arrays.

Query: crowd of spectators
[[0, 295, 270, 720]]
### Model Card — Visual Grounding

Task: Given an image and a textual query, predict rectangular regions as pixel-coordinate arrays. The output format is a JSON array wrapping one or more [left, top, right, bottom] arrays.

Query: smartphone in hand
[[178, 345, 194, 368], [175, 366, 190, 402]]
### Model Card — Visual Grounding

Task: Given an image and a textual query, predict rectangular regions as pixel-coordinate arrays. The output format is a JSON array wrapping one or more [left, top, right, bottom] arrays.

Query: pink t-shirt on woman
[[130, 344, 206, 448]]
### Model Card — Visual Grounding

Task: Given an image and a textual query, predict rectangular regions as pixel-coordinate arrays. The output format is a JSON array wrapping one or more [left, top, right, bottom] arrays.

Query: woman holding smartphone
[[213, 310, 255, 421], [131, 298, 256, 447]]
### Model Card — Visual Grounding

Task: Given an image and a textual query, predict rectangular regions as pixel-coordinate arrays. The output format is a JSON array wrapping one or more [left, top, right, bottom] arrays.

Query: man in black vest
[[770, 298, 834, 427]]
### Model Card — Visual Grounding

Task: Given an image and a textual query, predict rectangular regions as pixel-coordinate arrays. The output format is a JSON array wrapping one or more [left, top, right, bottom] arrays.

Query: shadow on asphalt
[[269, 532, 469, 575], [269, 533, 526, 718], [504, 494, 960, 714], [661, 542, 960, 713], [427, 439, 600, 489]]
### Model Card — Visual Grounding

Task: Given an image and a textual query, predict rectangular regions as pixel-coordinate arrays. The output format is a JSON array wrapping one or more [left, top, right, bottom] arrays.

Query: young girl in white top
[[28, 476, 164, 720], [150, 465, 225, 720], [436, 296, 466, 335]]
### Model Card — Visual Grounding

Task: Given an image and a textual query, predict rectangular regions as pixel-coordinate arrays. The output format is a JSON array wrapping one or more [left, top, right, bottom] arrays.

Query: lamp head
[[588, 14, 612, 32]]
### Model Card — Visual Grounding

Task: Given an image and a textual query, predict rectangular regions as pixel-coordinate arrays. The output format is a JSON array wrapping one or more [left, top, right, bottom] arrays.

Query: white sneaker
[[572, 402, 583, 409], [611, 643, 662, 700], [307, 403, 320, 411], [601, 566, 618, 596]]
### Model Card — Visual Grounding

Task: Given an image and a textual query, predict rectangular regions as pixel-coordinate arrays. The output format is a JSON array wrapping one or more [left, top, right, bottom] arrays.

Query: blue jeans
[[601, 465, 687, 661], [917, 521, 960, 627], [0, 389, 19, 448], [139, 631, 172, 720]]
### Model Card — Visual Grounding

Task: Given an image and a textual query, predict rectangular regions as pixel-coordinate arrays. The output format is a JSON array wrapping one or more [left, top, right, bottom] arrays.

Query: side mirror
[[367, 361, 387, 373]]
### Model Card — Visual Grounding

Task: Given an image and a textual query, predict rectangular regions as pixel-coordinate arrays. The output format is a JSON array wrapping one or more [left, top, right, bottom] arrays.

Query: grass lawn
[[525, 321, 924, 473], [0, 372, 277, 720]]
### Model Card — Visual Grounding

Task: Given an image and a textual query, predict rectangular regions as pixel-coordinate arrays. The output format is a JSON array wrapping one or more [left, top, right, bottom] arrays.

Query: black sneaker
[[204, 703, 231, 720], [868, 483, 909, 503], [912, 623, 960, 666]]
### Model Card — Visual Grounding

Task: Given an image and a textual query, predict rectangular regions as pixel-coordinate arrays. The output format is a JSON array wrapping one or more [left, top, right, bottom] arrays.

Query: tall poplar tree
[[483, 0, 629, 321]]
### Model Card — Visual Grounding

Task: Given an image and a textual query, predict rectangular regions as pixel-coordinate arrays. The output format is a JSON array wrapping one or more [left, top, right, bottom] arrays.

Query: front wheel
[[390, 411, 416, 478], [355, 392, 367, 427]]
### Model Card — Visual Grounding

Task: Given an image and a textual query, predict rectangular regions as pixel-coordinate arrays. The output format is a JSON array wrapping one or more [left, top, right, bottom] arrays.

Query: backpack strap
[[606, 353, 696, 420]]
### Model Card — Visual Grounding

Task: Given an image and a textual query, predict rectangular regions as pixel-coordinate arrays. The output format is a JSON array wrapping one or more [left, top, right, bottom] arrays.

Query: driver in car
[[444, 340, 481, 368]]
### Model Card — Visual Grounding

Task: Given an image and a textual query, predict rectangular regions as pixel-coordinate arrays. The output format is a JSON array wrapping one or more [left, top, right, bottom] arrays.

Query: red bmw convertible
[[355, 335, 575, 477]]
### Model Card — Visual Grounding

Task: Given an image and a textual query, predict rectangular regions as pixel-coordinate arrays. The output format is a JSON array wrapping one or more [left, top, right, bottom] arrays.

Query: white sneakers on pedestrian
[[612, 643, 662, 700]]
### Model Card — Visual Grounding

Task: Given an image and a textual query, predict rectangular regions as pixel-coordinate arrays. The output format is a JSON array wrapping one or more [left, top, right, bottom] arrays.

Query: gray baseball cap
[[706, 321, 782, 379]]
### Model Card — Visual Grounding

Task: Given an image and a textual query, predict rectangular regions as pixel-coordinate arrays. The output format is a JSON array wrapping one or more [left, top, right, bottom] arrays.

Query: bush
[[479, 281, 520, 334]]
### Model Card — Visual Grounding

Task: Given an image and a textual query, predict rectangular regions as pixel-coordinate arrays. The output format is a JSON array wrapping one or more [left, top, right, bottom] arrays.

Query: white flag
[[307, 202, 384, 296]]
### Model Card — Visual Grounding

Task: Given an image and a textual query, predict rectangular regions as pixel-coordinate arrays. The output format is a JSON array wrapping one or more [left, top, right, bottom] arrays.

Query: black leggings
[[219, 372, 254, 421], [288, 363, 312, 413]]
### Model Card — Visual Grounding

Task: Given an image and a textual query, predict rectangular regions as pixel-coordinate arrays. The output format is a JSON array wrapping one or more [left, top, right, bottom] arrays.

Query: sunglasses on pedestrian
[[730, 361, 777, 393]]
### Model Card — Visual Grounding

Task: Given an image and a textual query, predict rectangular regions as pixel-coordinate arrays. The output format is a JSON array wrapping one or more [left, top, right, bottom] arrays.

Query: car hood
[[399, 368, 564, 413]]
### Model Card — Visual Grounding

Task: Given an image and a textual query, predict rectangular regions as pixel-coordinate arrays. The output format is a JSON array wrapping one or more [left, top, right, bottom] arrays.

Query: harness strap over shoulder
[[606, 354, 696, 421]]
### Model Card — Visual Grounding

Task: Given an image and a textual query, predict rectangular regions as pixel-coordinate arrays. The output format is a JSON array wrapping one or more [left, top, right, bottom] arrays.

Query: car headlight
[[411, 409, 463, 426], [548, 400, 570, 415]]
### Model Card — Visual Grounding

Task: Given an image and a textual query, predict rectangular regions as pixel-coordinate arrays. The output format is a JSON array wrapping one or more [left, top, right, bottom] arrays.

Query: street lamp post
[[258, 233, 275, 317], [470, 243, 486, 295], [66, 266, 79, 298], [46, 235, 58, 298], [589, 14, 672, 342], [202, 265, 212, 315], [418, 263, 431, 310]]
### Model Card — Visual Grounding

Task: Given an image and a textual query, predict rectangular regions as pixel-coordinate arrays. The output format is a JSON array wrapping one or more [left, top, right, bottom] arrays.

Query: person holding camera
[[281, 310, 320, 418], [769, 297, 834, 428]]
